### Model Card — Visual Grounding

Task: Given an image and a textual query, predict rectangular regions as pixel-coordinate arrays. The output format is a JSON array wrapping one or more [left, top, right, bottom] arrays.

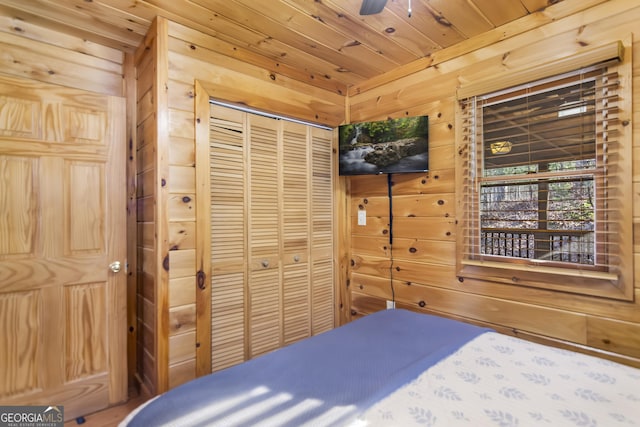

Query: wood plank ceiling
[[0, 0, 563, 95]]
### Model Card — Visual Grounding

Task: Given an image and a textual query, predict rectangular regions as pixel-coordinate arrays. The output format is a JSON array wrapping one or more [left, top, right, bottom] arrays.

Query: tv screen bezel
[[338, 115, 429, 176]]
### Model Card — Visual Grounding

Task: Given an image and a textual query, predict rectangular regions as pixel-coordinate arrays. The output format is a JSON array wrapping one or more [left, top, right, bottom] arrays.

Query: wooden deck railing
[[480, 229, 594, 264]]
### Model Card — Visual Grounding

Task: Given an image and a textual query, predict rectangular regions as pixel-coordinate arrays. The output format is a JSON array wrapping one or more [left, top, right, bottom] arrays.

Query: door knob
[[109, 261, 121, 273]]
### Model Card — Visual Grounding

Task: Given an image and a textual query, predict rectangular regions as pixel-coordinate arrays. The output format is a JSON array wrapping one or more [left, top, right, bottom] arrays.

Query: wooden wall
[[134, 17, 346, 391], [4, 0, 639, 405], [0, 14, 124, 97], [342, 0, 640, 367], [133, 18, 168, 396]]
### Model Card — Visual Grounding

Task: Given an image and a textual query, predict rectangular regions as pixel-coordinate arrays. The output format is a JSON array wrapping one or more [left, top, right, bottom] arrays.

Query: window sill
[[459, 258, 631, 301]]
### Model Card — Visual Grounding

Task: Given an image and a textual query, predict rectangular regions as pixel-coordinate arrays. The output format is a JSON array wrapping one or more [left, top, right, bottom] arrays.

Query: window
[[457, 42, 633, 300]]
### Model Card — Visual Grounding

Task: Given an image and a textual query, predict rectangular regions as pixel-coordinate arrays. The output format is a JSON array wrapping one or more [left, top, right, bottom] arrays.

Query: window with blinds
[[457, 42, 633, 300]]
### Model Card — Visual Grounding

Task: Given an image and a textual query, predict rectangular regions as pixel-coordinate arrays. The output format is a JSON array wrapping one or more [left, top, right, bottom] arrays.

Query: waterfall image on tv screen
[[338, 116, 429, 175]]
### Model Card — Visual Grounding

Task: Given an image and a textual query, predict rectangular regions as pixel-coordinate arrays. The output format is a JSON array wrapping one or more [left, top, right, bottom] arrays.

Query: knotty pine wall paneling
[[134, 17, 171, 395], [130, 15, 345, 393], [124, 51, 139, 391], [344, 0, 640, 367], [0, 13, 124, 97], [131, 17, 346, 388]]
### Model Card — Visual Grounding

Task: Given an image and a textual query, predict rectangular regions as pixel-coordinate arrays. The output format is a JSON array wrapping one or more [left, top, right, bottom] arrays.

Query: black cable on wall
[[387, 173, 395, 304]]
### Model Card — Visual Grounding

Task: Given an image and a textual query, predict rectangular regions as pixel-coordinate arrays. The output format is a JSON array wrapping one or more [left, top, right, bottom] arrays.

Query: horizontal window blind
[[459, 60, 622, 280]]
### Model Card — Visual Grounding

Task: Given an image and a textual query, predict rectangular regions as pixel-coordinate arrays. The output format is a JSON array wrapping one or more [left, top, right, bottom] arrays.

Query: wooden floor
[[63, 395, 147, 427]]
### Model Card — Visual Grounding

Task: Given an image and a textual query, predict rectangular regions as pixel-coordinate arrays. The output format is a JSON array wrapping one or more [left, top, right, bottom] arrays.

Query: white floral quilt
[[353, 332, 640, 427]]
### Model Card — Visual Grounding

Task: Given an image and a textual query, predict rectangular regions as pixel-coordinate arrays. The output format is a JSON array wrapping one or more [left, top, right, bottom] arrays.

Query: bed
[[121, 309, 640, 427]]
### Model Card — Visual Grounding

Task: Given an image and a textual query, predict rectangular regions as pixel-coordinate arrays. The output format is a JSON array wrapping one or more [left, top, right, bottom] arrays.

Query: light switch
[[358, 210, 366, 226]]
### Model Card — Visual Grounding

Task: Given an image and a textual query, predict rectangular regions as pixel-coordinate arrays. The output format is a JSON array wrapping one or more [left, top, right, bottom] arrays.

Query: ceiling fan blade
[[359, 0, 388, 15]]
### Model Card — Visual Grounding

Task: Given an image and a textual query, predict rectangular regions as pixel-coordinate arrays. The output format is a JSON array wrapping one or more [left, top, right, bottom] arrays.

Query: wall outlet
[[357, 210, 366, 226], [386, 300, 395, 310]]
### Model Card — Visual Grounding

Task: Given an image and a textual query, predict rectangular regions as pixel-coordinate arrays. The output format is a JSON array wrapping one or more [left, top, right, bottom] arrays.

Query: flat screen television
[[338, 115, 429, 175]]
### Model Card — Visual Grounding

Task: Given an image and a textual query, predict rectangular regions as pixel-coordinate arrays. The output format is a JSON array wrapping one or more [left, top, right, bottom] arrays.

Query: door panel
[[0, 156, 36, 255], [67, 161, 105, 254], [282, 122, 310, 345], [248, 115, 281, 358], [0, 290, 39, 396], [206, 104, 334, 373], [0, 75, 126, 420], [208, 106, 246, 372]]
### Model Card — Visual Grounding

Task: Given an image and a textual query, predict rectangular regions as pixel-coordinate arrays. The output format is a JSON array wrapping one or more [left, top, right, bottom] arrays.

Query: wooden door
[[281, 120, 311, 345], [247, 114, 282, 358], [208, 105, 247, 372], [205, 104, 335, 370], [0, 75, 126, 420]]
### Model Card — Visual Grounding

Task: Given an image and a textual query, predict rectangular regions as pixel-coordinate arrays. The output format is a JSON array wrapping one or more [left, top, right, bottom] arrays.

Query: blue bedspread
[[124, 309, 490, 427]]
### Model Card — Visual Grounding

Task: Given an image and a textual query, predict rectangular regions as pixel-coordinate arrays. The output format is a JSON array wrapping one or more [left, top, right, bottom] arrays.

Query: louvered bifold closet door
[[248, 115, 282, 357], [282, 121, 311, 345], [209, 105, 335, 367], [209, 106, 247, 372], [310, 128, 334, 334]]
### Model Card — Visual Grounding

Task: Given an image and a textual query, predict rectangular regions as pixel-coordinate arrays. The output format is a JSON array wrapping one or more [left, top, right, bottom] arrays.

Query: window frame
[[455, 41, 633, 301]]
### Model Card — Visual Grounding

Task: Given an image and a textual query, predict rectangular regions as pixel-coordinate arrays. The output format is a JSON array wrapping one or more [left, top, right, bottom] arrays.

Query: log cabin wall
[[343, 1, 640, 367]]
